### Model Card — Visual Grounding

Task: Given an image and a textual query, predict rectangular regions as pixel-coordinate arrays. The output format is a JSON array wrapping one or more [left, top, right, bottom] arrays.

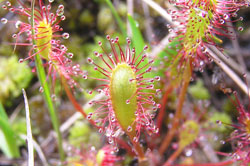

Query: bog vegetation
[[0, 0, 250, 165]]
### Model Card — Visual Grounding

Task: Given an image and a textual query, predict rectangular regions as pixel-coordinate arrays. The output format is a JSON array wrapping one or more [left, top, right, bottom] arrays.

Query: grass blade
[[0, 102, 20, 158], [30, 0, 65, 161], [22, 89, 34, 166], [127, 14, 157, 78], [105, 0, 127, 36], [127, 14, 145, 53]]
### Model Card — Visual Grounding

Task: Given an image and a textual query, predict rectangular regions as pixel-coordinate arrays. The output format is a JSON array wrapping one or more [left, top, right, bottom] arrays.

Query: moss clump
[[0, 56, 32, 103], [188, 79, 210, 100]]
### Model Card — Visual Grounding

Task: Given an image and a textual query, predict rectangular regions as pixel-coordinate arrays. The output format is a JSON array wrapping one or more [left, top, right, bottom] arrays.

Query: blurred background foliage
[[0, 0, 250, 165]]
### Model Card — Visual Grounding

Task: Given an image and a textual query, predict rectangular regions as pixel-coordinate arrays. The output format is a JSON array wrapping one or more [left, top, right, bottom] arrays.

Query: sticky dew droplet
[[90, 146, 96, 151], [216, 120, 222, 126], [127, 126, 132, 132], [108, 137, 113, 144], [60, 45, 67, 51], [220, 140, 225, 144], [111, 116, 115, 122], [98, 128, 103, 133], [97, 89, 102, 94], [1, 18, 8, 24], [39, 87, 44, 93], [185, 149, 193, 157], [126, 100, 130, 104], [87, 113, 93, 120], [223, 14, 229, 20], [2, 5, 7, 10], [238, 26, 243, 31], [82, 75, 88, 79], [6, 1, 11, 6], [19, 59, 24, 63], [87, 58, 93, 64], [56, 10, 64, 16], [156, 89, 161, 95], [219, 19, 225, 24], [45, 4, 51, 9], [61, 15, 66, 20], [12, 34, 17, 38], [114, 146, 119, 152], [62, 32, 69, 39], [154, 127, 159, 134], [51, 94, 56, 101], [133, 137, 138, 142], [67, 53, 74, 58], [154, 76, 160, 81]]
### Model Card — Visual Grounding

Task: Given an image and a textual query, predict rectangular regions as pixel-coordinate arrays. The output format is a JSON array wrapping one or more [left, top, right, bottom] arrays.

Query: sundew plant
[[0, 0, 250, 165]]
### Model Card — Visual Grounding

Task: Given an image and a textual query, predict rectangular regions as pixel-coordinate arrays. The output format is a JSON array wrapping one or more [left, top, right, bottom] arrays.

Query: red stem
[[163, 148, 183, 166], [156, 85, 174, 131], [127, 133, 145, 161], [61, 78, 97, 127], [174, 160, 235, 166], [159, 78, 190, 154], [116, 138, 136, 156]]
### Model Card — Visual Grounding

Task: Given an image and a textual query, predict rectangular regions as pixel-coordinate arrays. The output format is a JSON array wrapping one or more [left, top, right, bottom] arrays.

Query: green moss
[[207, 111, 232, 133], [179, 120, 199, 148], [69, 120, 101, 148], [117, 2, 127, 17], [80, 10, 95, 26], [0, 45, 13, 57], [188, 79, 210, 100], [96, 149, 105, 165], [223, 95, 238, 118], [0, 56, 32, 103], [97, 6, 115, 33], [69, 120, 91, 147], [11, 117, 27, 146]]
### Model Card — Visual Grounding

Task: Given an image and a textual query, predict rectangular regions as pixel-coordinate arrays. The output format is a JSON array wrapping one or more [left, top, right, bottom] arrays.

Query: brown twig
[[141, 0, 176, 26], [206, 46, 250, 96], [60, 93, 104, 133], [142, 0, 250, 96], [149, 34, 171, 59], [226, 19, 247, 72], [127, 0, 133, 36], [209, 46, 246, 77], [142, 1, 154, 46], [198, 136, 219, 163]]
